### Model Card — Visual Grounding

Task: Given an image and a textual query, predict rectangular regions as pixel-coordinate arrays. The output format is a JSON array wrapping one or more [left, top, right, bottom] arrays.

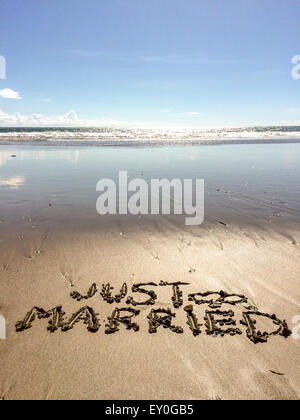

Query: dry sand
[[0, 214, 299, 400]]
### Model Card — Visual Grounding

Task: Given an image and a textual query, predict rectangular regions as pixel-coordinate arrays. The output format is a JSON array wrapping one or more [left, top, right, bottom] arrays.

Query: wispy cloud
[[140, 55, 217, 64], [286, 107, 300, 114], [42, 98, 52, 102], [278, 120, 300, 125], [140, 55, 244, 66], [160, 110, 204, 116], [71, 50, 241, 66], [185, 112, 203, 116], [71, 49, 111, 59], [0, 88, 22, 99]]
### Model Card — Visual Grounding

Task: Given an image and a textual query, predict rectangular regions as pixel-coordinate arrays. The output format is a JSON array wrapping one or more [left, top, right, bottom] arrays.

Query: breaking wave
[[0, 126, 300, 145]]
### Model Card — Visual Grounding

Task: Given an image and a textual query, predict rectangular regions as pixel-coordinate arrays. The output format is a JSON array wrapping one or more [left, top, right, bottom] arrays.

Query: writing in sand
[[15, 281, 292, 344]]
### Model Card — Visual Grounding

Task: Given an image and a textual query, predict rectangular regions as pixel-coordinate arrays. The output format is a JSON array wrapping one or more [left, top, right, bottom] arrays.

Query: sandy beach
[[1, 0, 300, 404], [0, 143, 299, 400]]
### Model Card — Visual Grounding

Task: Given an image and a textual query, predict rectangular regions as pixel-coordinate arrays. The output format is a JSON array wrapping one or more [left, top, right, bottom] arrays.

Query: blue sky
[[0, 0, 300, 127]]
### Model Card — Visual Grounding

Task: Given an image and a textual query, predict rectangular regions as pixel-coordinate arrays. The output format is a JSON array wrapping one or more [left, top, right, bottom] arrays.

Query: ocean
[[0, 126, 300, 146]]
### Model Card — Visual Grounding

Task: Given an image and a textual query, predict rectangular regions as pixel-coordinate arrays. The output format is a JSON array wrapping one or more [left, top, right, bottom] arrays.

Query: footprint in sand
[[0, 249, 16, 272], [60, 265, 82, 288], [2, 263, 9, 272], [20, 231, 49, 260], [61, 271, 76, 287]]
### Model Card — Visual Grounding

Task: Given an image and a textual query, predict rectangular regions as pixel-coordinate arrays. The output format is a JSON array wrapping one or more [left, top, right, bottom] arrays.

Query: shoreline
[[1, 136, 300, 147], [0, 137, 300, 148]]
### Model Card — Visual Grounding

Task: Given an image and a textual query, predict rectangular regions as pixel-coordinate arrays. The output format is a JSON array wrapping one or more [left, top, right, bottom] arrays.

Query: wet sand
[[0, 143, 299, 400]]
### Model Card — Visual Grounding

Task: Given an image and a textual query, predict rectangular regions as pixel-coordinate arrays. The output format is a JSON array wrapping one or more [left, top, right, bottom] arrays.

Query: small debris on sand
[[270, 370, 285, 376]]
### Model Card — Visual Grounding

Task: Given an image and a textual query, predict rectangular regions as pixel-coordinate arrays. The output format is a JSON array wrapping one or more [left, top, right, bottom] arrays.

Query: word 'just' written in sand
[[15, 281, 292, 344]]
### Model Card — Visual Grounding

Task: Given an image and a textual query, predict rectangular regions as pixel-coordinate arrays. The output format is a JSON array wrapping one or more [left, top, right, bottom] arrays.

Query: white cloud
[[42, 98, 52, 102], [160, 109, 171, 113], [0, 109, 137, 127], [0, 88, 22, 99]]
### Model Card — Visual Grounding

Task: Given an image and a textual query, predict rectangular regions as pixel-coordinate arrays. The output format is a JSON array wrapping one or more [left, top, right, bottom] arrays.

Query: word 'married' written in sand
[[15, 282, 292, 344]]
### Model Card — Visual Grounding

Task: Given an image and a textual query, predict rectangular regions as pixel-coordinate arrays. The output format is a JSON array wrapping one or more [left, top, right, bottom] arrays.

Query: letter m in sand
[[0, 56, 6, 79], [0, 315, 6, 339]]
